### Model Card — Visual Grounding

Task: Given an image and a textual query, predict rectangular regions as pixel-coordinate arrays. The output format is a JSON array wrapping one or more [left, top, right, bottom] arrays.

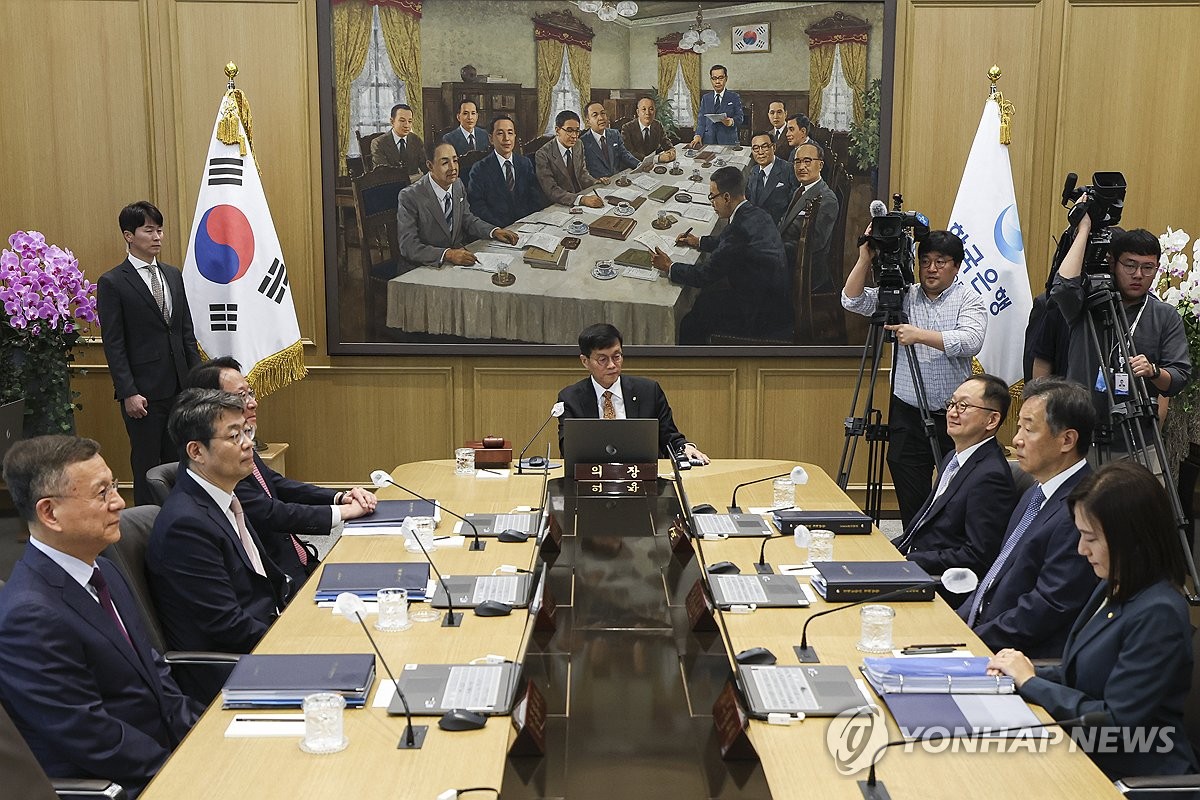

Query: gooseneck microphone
[[516, 402, 565, 474], [796, 568, 978, 663], [370, 471, 464, 626], [754, 526, 810, 575], [333, 592, 427, 749], [860, 711, 1107, 798], [729, 466, 808, 512], [370, 469, 486, 552]]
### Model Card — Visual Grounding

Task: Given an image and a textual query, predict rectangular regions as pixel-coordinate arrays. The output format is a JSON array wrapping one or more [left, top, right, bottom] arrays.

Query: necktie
[[601, 134, 610, 165], [565, 149, 580, 192], [762, 170, 770, 189], [89, 567, 133, 649], [897, 454, 961, 552], [643, 127, 650, 150], [602, 390, 616, 420], [966, 486, 1047, 626], [397, 136, 406, 155], [505, 160, 515, 192], [715, 94, 722, 109], [249, 462, 309, 567], [230, 495, 268, 577], [148, 266, 169, 323], [467, 132, 475, 150], [443, 193, 453, 231]]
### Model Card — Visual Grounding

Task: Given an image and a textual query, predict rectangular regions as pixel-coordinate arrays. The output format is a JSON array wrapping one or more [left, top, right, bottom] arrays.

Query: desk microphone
[[370, 469, 486, 552], [796, 568, 978, 663], [755, 526, 809, 574], [333, 592, 428, 749], [370, 471, 465, 626], [729, 466, 808, 512], [516, 402, 565, 474], [859, 711, 1107, 799]]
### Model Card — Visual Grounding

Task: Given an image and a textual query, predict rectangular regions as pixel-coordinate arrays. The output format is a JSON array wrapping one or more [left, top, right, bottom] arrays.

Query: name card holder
[[508, 679, 548, 757], [685, 578, 718, 633], [713, 680, 757, 761], [573, 462, 658, 481]]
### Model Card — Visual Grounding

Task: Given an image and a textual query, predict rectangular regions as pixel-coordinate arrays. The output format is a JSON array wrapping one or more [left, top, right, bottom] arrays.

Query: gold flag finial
[[225, 62, 239, 81], [987, 65, 1002, 85], [987, 65, 1014, 145], [216, 61, 253, 157]]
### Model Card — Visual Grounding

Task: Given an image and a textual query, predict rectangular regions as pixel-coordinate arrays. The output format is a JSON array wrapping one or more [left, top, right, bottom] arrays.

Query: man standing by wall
[[689, 65, 743, 147]]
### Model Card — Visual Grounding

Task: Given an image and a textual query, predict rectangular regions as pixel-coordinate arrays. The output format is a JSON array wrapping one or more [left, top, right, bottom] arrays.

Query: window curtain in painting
[[655, 33, 699, 126], [534, 14, 593, 135], [807, 16, 869, 126], [377, 0, 424, 143], [331, 0, 373, 175]]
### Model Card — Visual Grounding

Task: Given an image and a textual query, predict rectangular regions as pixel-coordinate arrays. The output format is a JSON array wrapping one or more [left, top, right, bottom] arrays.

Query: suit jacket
[[0, 702, 56, 800], [556, 375, 688, 458], [1020, 581, 1198, 778], [370, 131, 426, 177], [0, 545, 197, 796], [96, 260, 201, 401], [779, 178, 840, 290], [745, 158, 798, 226], [441, 126, 489, 157], [147, 467, 290, 699], [467, 152, 546, 229], [668, 201, 792, 334], [581, 128, 640, 178], [395, 173, 497, 269], [534, 138, 598, 207], [695, 90, 744, 145], [621, 119, 671, 161], [902, 438, 1018, 581], [962, 466, 1099, 658], [235, 451, 337, 588], [770, 127, 792, 160]]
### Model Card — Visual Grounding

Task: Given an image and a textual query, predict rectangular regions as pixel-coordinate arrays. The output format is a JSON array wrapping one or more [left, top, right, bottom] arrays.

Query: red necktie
[[250, 462, 310, 566], [90, 567, 134, 650]]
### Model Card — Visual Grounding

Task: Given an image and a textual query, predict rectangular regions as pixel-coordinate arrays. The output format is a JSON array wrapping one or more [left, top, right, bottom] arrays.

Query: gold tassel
[[246, 340, 308, 398], [216, 94, 248, 156], [993, 91, 1015, 146]]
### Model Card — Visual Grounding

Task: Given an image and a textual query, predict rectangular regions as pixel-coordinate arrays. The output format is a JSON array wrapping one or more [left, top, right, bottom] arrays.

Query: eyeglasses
[[558, 127, 582, 135], [750, 143, 773, 151], [793, 157, 821, 166], [590, 352, 623, 367], [1116, 259, 1158, 276], [945, 399, 1000, 415], [213, 427, 255, 446], [234, 387, 256, 401], [920, 256, 956, 271], [707, 192, 726, 202], [45, 480, 121, 505]]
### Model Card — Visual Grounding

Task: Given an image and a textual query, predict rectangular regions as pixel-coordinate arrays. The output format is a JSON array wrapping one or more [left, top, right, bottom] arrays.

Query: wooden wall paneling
[[0, 0, 154, 284], [168, 0, 322, 349]]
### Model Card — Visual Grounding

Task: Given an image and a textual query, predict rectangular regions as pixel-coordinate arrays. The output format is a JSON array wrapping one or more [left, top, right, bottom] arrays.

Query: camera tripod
[[836, 304, 944, 524], [1079, 274, 1200, 603]]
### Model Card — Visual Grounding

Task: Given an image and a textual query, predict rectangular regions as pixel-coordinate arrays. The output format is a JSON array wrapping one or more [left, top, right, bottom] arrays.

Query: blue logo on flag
[[195, 205, 255, 284], [993, 203, 1023, 263]]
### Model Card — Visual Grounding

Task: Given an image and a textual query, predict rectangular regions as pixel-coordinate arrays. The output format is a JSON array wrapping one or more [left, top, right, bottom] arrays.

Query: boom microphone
[[729, 466, 809, 512], [370, 469, 486, 553], [516, 401, 564, 474]]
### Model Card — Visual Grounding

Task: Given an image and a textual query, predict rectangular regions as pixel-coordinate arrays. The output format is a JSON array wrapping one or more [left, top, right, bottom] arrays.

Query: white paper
[[682, 205, 717, 223], [524, 232, 562, 252], [372, 680, 397, 708], [534, 210, 571, 227], [631, 174, 659, 191], [606, 187, 642, 203], [340, 525, 410, 536], [224, 715, 306, 738], [517, 222, 549, 234], [704, 113, 728, 123], [460, 253, 514, 274], [321, 600, 379, 616], [633, 231, 688, 260], [890, 649, 975, 658]]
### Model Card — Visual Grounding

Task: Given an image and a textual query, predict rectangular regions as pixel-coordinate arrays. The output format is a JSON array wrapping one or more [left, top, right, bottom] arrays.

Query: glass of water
[[857, 604, 896, 653], [404, 516, 438, 555], [299, 692, 348, 754], [454, 447, 475, 476], [808, 530, 835, 562], [375, 588, 411, 632], [772, 478, 795, 509]]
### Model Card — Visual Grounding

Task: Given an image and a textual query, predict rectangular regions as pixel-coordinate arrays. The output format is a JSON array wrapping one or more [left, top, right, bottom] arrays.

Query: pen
[[903, 643, 966, 649]]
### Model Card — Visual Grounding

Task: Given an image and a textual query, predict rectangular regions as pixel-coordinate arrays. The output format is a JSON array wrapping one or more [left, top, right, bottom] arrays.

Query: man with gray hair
[[0, 436, 198, 796], [146, 388, 291, 702]]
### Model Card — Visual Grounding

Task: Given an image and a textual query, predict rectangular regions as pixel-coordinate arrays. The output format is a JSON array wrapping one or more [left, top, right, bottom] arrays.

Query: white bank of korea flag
[[183, 91, 305, 395], [947, 97, 1033, 388]]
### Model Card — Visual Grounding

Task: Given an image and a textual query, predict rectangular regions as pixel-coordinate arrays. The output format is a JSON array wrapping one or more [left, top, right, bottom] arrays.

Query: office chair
[[144, 462, 178, 506]]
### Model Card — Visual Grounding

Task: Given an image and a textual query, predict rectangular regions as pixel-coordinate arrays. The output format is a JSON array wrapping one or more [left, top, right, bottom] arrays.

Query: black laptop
[[561, 418, 659, 476]]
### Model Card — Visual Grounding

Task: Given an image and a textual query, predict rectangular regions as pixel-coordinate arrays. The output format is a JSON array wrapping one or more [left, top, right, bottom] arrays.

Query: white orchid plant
[[1155, 227, 1200, 414]]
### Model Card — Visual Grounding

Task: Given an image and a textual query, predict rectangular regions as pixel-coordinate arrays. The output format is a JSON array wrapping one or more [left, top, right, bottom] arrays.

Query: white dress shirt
[[126, 252, 173, 318]]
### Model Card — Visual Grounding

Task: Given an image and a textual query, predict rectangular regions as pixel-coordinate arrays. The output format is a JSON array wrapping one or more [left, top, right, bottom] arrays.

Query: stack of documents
[[345, 499, 440, 527], [861, 656, 1015, 695], [314, 562, 431, 602], [221, 653, 376, 708]]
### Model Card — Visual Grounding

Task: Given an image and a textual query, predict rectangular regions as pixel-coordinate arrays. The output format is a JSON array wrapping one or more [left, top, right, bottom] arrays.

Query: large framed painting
[[319, 0, 895, 355]]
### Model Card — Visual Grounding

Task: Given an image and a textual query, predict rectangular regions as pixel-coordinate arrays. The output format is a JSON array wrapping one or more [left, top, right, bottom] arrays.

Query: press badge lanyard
[[1098, 299, 1149, 396]]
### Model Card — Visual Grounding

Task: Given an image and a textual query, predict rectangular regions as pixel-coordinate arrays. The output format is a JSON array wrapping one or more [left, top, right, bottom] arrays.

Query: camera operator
[[1050, 196, 1190, 440], [843, 228, 988, 528]]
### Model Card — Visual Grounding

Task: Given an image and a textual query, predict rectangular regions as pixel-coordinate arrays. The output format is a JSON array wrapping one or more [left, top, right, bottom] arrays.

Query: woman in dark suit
[[988, 461, 1198, 779]]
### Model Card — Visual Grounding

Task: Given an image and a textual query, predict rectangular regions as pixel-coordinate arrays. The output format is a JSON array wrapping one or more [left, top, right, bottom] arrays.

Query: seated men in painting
[[468, 115, 546, 228], [620, 96, 676, 163], [582, 101, 640, 178], [745, 132, 797, 226], [535, 110, 608, 208]]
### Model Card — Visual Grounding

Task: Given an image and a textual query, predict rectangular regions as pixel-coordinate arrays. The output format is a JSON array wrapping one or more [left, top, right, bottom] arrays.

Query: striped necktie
[[249, 461, 309, 567], [966, 486, 1047, 626], [443, 193, 453, 231], [505, 160, 515, 192], [230, 495, 267, 577]]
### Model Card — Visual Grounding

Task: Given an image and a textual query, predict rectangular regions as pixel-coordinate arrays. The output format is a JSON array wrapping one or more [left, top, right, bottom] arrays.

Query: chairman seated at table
[[557, 323, 708, 465], [396, 141, 518, 270], [581, 101, 640, 178], [467, 115, 546, 229], [534, 110, 608, 208]]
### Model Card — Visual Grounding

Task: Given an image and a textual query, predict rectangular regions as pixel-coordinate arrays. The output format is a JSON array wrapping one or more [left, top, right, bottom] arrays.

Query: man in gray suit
[[396, 141, 519, 269], [370, 103, 426, 179], [779, 141, 839, 291], [534, 110, 608, 208]]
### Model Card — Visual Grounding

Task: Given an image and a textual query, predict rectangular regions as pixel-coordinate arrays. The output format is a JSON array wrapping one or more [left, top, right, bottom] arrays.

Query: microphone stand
[[380, 474, 487, 552], [515, 409, 559, 475], [729, 471, 794, 512], [406, 524, 462, 627], [797, 578, 947, 663], [345, 609, 428, 749], [756, 533, 788, 575]]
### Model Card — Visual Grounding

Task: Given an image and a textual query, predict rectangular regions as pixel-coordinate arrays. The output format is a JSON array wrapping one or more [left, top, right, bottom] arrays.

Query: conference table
[[141, 460, 1120, 799], [384, 147, 748, 345]]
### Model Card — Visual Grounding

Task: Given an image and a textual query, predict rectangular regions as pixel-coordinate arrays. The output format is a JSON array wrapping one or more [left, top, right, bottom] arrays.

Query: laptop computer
[[387, 661, 522, 716], [737, 664, 870, 718], [708, 574, 810, 609], [0, 400, 24, 464], [692, 512, 773, 537], [429, 571, 536, 609], [561, 418, 659, 476]]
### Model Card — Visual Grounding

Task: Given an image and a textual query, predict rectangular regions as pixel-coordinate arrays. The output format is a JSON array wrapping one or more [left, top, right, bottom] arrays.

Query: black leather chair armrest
[[1116, 774, 1200, 793], [51, 778, 126, 799], [163, 651, 243, 665]]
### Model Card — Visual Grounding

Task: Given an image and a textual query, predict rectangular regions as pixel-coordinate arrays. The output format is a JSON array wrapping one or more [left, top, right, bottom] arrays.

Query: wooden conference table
[[384, 148, 747, 345], [141, 460, 1118, 799]]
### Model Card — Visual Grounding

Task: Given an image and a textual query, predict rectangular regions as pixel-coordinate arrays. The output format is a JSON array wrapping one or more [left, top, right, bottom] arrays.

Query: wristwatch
[[1151, 363, 1162, 380]]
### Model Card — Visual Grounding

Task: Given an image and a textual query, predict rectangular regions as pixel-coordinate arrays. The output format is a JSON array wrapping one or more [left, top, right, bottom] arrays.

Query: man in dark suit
[[441, 99, 489, 156], [534, 110, 608, 208], [0, 436, 199, 797], [468, 115, 547, 228], [620, 95, 676, 163], [779, 141, 840, 291], [783, 113, 813, 157], [557, 323, 708, 464], [369, 103, 426, 180], [689, 64, 744, 147], [396, 141, 519, 270], [745, 132, 797, 226], [651, 166, 791, 344], [184, 358, 377, 587], [582, 101, 640, 178], [895, 374, 1019, 606], [961, 377, 1099, 658], [146, 389, 292, 702], [767, 101, 791, 159], [97, 201, 202, 506]]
